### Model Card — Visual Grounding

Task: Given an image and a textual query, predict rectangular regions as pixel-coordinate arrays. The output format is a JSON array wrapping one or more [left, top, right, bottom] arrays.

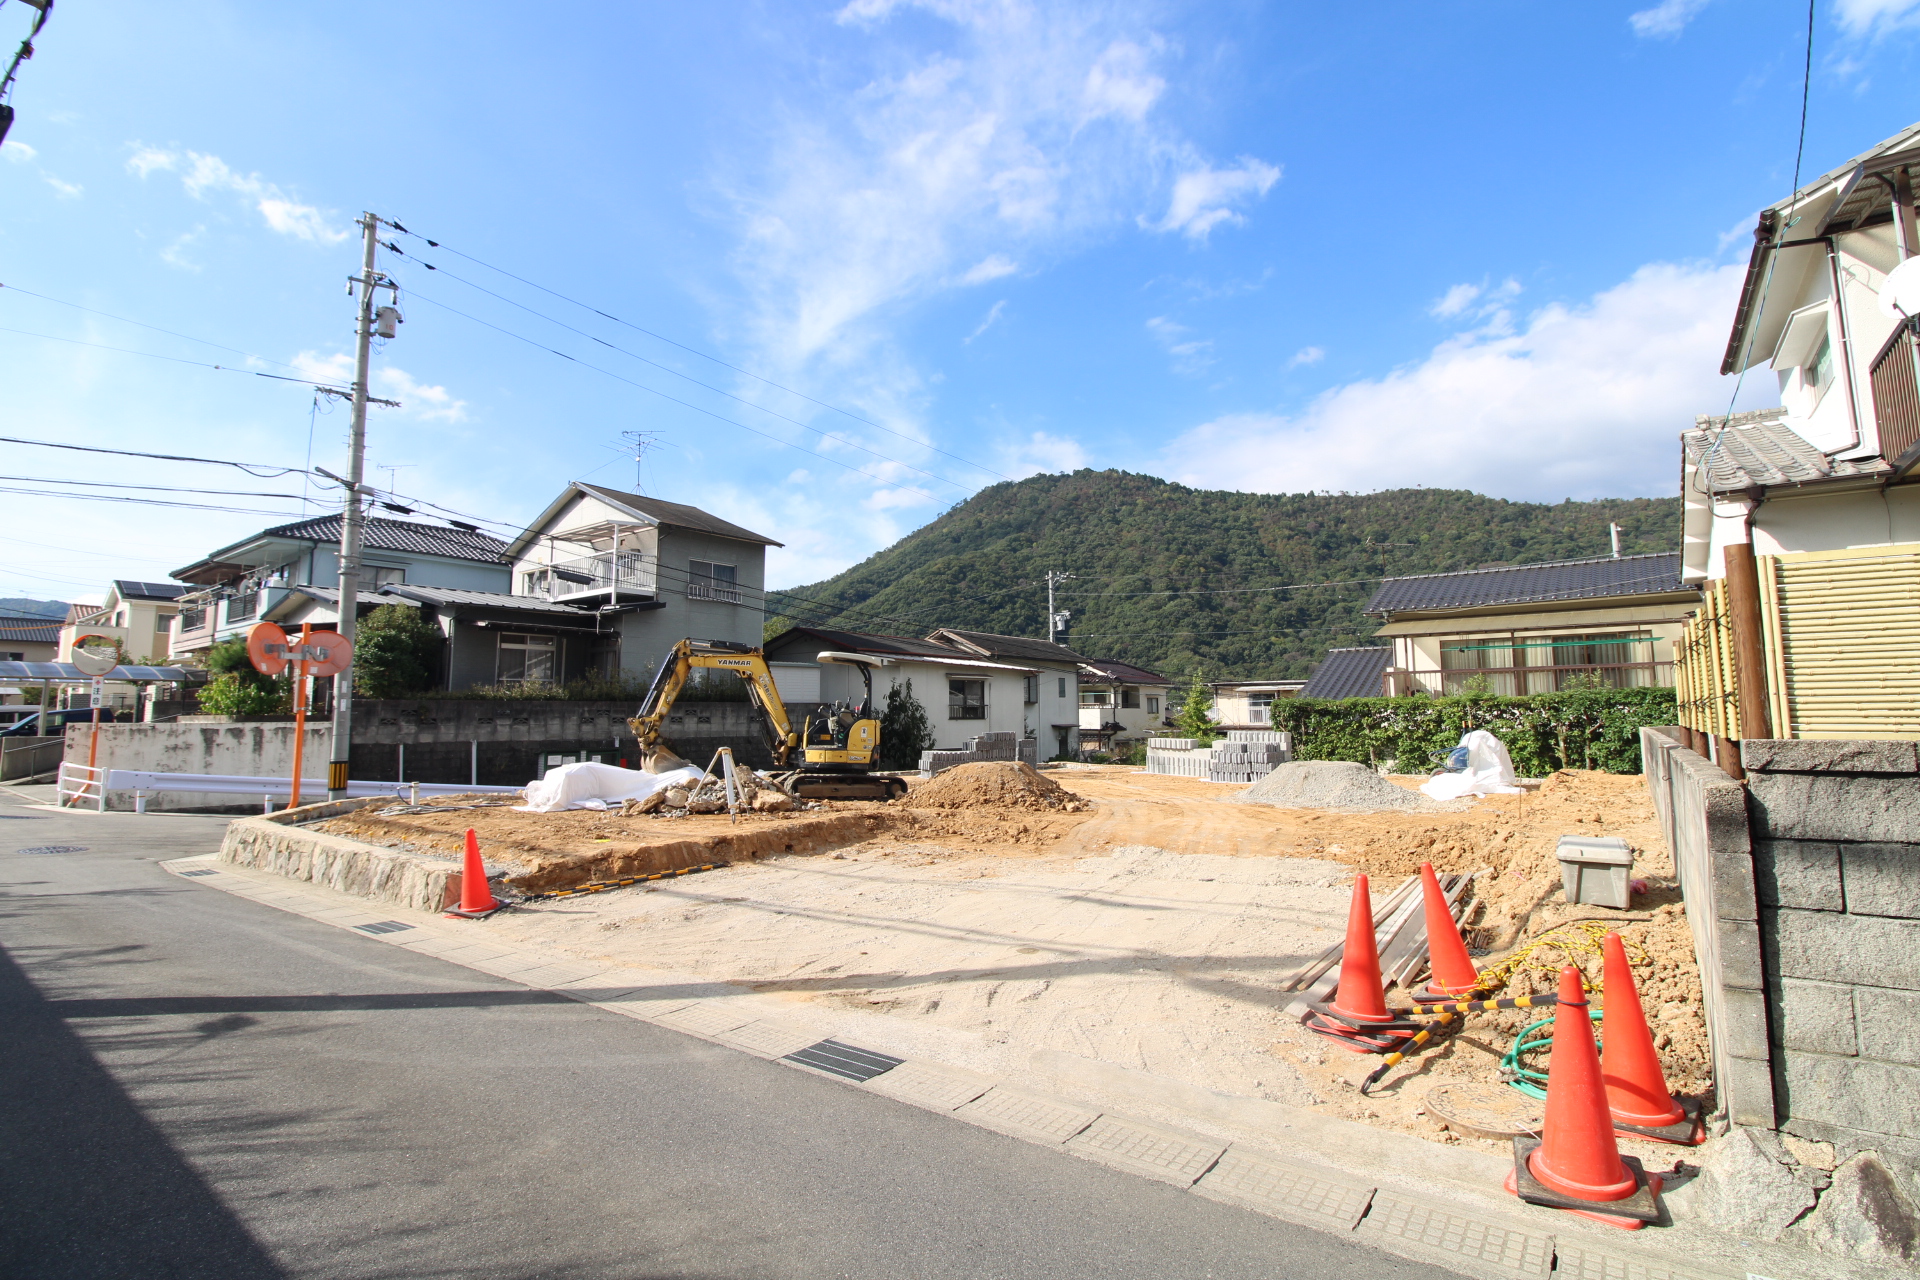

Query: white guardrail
[[104, 770, 523, 812], [58, 761, 107, 811]]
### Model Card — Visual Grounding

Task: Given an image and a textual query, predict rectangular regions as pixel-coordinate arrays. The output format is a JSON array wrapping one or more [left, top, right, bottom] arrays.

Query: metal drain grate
[[783, 1039, 904, 1082], [354, 921, 415, 935], [18, 845, 87, 856], [177, 869, 219, 877]]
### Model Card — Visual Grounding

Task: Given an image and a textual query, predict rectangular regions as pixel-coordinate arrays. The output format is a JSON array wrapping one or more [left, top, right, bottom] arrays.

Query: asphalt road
[[0, 787, 1460, 1280]]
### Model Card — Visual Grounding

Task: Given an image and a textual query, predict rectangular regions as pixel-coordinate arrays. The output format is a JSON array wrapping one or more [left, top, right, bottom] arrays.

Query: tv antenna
[[621, 430, 664, 492]]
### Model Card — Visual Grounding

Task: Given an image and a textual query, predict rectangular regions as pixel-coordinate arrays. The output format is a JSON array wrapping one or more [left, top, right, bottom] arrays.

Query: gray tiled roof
[[1365, 553, 1692, 616], [254, 516, 510, 564], [1080, 658, 1170, 685], [380, 585, 593, 615], [1300, 647, 1392, 699], [576, 484, 783, 547], [929, 629, 1088, 663], [0, 617, 61, 643], [112, 580, 188, 601], [1682, 408, 1890, 492]]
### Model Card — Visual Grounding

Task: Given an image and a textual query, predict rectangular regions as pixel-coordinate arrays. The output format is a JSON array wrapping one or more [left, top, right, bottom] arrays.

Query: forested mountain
[[766, 470, 1682, 680]]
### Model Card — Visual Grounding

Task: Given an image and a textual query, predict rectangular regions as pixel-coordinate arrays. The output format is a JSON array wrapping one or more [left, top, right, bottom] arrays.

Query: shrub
[[353, 605, 444, 698], [1269, 686, 1675, 775], [196, 671, 290, 716], [876, 677, 935, 770]]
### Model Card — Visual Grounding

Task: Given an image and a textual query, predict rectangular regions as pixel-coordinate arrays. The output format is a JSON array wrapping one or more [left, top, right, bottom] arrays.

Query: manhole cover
[[1425, 1082, 1543, 1139], [17, 845, 87, 856], [783, 1039, 904, 1082], [354, 921, 414, 935]]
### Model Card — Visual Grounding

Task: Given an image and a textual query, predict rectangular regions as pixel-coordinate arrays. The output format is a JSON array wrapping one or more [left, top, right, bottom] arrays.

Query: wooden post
[[1722, 542, 1775, 742]]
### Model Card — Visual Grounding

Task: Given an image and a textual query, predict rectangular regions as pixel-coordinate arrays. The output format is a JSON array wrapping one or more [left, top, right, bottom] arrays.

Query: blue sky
[[4, 0, 1920, 605]]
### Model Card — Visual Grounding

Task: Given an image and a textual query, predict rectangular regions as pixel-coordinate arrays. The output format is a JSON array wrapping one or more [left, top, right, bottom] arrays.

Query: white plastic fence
[[57, 761, 106, 811]]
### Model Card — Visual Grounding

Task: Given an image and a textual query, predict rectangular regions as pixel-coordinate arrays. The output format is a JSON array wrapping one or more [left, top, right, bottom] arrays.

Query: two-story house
[[0, 613, 61, 709], [499, 483, 780, 684], [57, 582, 188, 711], [763, 625, 1084, 758], [169, 515, 512, 660], [1077, 659, 1172, 749], [1676, 120, 1920, 748]]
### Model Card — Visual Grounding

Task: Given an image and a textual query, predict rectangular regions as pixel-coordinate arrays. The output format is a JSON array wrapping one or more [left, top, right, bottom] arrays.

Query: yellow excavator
[[627, 638, 908, 800]]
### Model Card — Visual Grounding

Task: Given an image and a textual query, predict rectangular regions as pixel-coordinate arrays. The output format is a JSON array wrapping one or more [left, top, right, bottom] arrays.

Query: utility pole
[[328, 211, 398, 799], [1044, 570, 1074, 645]]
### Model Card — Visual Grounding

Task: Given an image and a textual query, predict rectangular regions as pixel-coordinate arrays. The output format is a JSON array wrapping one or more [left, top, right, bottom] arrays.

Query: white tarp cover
[[516, 761, 707, 813], [1418, 729, 1525, 801]]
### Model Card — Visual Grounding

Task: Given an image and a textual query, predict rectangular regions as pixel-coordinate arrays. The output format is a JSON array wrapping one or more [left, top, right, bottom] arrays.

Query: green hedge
[[1269, 687, 1675, 776]]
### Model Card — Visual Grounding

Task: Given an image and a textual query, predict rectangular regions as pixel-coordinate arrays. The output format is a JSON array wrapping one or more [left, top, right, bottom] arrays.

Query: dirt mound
[[1224, 760, 1446, 813], [905, 761, 1091, 812]]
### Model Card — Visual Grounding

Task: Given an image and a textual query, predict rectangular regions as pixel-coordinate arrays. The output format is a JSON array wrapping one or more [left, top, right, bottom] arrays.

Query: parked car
[[0, 708, 123, 737]]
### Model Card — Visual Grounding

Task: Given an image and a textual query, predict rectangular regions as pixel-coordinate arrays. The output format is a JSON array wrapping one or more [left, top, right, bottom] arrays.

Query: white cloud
[[1153, 158, 1280, 240], [1430, 277, 1521, 326], [1286, 345, 1324, 370], [1164, 261, 1760, 502], [1082, 39, 1165, 123], [1146, 314, 1213, 375], [1429, 282, 1482, 318], [161, 226, 206, 272], [1629, 0, 1710, 39], [965, 299, 1007, 342], [42, 175, 81, 199], [1834, 0, 1920, 37], [127, 145, 349, 244], [2, 141, 36, 163], [997, 429, 1088, 478], [376, 368, 469, 424], [290, 350, 354, 385], [960, 253, 1019, 284]]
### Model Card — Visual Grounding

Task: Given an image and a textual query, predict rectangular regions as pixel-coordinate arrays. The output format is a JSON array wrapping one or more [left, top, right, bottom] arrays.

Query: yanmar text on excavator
[[627, 638, 909, 801]]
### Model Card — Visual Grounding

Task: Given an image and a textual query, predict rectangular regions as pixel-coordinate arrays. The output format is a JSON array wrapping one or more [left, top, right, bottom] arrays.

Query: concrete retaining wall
[[68, 721, 334, 811], [219, 799, 460, 913], [1742, 738, 1920, 1165], [1640, 727, 1774, 1130]]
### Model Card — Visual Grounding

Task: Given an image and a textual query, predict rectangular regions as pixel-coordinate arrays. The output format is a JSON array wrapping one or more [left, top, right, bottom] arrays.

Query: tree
[[353, 604, 443, 698], [200, 635, 290, 713], [876, 677, 936, 770], [1173, 670, 1219, 743]]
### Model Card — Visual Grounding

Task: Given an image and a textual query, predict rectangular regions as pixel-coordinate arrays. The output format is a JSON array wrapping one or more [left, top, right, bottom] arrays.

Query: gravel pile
[[1223, 761, 1445, 813]]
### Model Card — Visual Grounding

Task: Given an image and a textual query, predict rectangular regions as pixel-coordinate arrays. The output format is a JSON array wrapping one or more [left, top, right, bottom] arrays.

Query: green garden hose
[[1500, 1009, 1604, 1100]]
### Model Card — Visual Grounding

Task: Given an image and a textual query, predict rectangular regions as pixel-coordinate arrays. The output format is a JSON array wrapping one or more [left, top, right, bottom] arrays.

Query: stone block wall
[[1742, 739, 1920, 1165], [1640, 727, 1774, 1128]]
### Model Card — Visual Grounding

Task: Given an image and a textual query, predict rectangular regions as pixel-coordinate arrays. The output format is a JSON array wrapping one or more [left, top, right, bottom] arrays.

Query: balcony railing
[[1415, 662, 1674, 696], [1870, 316, 1920, 466], [686, 576, 741, 603], [223, 591, 259, 624], [548, 551, 657, 599]]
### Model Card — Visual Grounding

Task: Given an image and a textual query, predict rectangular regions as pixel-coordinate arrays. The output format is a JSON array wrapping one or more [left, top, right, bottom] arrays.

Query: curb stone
[[160, 854, 1747, 1280]]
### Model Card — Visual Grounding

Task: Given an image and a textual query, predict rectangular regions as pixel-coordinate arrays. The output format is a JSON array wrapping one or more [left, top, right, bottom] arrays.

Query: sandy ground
[[356, 763, 1708, 1159]]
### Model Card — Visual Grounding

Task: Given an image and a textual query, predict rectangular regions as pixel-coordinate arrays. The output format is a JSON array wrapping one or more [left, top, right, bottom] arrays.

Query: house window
[[1248, 694, 1273, 724], [3, 651, 21, 661], [522, 569, 550, 596], [1057, 676, 1066, 698], [1079, 690, 1111, 707], [948, 678, 987, 720], [367, 566, 406, 586], [687, 560, 739, 602], [1440, 632, 1657, 694], [1120, 688, 1139, 709], [1806, 334, 1834, 395], [498, 632, 558, 684], [1146, 695, 1160, 715], [1023, 675, 1039, 704]]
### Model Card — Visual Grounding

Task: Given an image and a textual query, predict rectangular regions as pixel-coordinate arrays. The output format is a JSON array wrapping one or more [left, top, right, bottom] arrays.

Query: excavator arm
[[628, 639, 799, 769]]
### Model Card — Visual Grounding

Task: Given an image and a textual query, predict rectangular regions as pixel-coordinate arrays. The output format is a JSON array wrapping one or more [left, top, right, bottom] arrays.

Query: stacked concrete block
[[1205, 738, 1291, 784], [1741, 739, 1920, 1166], [920, 732, 1036, 776]]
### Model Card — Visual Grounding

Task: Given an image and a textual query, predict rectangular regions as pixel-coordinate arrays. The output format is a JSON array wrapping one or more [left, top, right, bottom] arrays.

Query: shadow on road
[[49, 989, 575, 1018], [0, 942, 288, 1279]]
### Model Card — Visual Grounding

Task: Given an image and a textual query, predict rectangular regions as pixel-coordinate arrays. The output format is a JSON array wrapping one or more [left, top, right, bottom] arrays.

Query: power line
[[0, 283, 304, 371], [0, 435, 311, 478], [385, 224, 1014, 484], [389, 257, 973, 495], [0, 325, 361, 396], [0, 473, 317, 500], [402, 291, 944, 503], [0, 485, 311, 516]]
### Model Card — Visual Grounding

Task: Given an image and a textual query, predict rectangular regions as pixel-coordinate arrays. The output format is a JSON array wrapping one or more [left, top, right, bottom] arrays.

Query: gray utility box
[[1556, 835, 1634, 909]]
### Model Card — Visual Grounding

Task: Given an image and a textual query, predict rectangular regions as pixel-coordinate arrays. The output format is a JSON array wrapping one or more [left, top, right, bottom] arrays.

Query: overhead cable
[[386, 224, 1013, 483], [0, 325, 361, 397], [0, 484, 313, 516], [0, 473, 316, 499], [0, 283, 304, 370], [0, 434, 312, 478]]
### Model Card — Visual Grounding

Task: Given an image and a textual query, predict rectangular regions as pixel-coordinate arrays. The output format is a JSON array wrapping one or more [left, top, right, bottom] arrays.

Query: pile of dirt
[[904, 761, 1092, 812], [1225, 761, 1446, 813]]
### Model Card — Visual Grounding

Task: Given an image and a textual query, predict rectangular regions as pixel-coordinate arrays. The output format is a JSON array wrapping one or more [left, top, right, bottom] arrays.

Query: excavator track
[[785, 772, 908, 802]]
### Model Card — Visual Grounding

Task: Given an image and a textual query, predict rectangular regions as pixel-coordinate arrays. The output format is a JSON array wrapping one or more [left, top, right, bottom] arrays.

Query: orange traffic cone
[[1505, 966, 1663, 1229], [444, 828, 502, 918], [1599, 932, 1701, 1144], [1305, 874, 1419, 1053], [1415, 861, 1480, 1002]]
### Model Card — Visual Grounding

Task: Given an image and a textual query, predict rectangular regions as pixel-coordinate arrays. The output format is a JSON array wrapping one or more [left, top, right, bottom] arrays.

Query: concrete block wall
[[920, 732, 1037, 775], [1742, 739, 1920, 1165], [1639, 727, 1775, 1129]]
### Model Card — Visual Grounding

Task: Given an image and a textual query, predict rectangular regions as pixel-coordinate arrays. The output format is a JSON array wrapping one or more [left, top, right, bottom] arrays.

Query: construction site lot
[[311, 762, 1707, 1163]]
